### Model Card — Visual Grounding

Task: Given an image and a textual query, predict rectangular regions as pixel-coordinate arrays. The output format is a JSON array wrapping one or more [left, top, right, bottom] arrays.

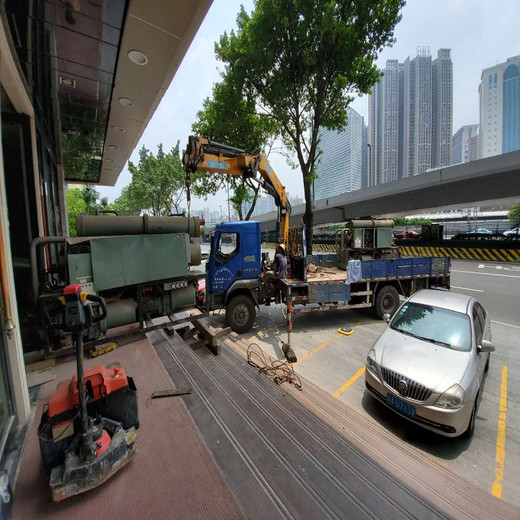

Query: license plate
[[387, 393, 416, 418]]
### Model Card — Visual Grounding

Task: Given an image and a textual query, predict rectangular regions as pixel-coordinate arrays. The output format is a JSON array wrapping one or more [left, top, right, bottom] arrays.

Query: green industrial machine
[[336, 219, 398, 267], [32, 214, 204, 355]]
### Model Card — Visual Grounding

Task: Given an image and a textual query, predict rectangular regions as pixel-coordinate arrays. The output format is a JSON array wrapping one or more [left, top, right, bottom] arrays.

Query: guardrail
[[264, 240, 520, 262]]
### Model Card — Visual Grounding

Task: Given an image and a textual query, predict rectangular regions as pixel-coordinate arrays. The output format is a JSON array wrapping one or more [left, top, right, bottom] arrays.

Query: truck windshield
[[390, 302, 471, 351], [216, 232, 239, 262]]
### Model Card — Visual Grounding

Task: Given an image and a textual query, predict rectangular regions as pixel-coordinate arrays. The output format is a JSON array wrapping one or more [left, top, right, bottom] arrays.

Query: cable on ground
[[247, 343, 302, 390]]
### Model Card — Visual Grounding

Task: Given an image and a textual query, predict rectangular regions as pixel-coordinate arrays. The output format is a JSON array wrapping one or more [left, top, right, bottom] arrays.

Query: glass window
[[216, 232, 239, 262], [391, 302, 471, 351]]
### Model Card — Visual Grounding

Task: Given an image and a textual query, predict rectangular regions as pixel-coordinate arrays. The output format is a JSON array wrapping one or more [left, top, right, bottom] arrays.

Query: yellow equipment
[[183, 136, 291, 247]]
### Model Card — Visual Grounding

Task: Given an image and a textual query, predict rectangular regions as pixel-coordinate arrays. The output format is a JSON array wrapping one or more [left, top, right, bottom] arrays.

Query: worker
[[273, 243, 287, 279]]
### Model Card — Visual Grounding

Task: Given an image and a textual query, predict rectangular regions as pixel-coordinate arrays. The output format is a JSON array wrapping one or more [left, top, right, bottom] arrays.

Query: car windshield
[[390, 302, 471, 351]]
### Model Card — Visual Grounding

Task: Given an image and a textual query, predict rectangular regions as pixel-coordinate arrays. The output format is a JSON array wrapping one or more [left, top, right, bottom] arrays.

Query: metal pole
[[367, 143, 372, 187]]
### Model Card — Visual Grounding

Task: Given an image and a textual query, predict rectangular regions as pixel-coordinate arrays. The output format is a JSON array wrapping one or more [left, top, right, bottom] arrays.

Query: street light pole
[[367, 143, 372, 187]]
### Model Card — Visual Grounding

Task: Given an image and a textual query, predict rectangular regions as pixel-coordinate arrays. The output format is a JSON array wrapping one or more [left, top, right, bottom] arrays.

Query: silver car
[[365, 289, 494, 438]]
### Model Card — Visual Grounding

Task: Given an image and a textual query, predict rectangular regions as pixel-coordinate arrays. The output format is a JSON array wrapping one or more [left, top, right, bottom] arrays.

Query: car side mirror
[[383, 313, 391, 323], [479, 339, 495, 353]]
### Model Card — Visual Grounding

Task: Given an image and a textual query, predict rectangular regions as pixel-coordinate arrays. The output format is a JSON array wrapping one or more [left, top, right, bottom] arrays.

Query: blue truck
[[205, 221, 451, 352]]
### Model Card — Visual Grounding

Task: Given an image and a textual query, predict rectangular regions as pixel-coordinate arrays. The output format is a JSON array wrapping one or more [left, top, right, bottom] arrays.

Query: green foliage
[[508, 203, 520, 224], [391, 217, 432, 226], [80, 185, 100, 215], [215, 0, 404, 249], [65, 188, 87, 237], [119, 142, 186, 216], [191, 76, 276, 218]]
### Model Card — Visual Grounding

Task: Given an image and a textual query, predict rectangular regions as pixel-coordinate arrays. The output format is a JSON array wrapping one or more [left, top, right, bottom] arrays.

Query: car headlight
[[434, 384, 464, 409], [366, 348, 378, 376]]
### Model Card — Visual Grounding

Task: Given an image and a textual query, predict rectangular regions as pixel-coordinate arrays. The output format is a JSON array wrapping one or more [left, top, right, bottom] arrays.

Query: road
[[451, 260, 520, 326], [209, 258, 520, 510]]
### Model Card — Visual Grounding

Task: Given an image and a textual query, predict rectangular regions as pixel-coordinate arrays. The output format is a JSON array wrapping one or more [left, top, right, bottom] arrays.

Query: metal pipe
[[0, 215, 15, 337], [30, 237, 67, 304], [76, 214, 203, 238]]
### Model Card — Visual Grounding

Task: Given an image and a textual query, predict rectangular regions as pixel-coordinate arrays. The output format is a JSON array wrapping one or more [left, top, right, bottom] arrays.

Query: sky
[[98, 0, 520, 211]]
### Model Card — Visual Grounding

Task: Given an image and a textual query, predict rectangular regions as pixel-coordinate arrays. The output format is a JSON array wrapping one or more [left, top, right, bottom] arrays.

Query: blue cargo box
[[308, 282, 350, 304], [361, 259, 396, 279], [396, 257, 414, 277], [411, 257, 432, 276]]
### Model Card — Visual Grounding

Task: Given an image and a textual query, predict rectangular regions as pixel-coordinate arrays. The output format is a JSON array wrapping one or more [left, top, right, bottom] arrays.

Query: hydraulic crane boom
[[183, 136, 291, 246]]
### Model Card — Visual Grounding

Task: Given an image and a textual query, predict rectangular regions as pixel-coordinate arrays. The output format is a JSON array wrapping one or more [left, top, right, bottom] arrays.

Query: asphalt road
[[450, 260, 520, 326], [213, 257, 520, 510]]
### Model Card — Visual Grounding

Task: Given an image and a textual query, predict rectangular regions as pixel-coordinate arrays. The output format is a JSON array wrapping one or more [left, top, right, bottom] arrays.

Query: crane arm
[[183, 136, 291, 246]]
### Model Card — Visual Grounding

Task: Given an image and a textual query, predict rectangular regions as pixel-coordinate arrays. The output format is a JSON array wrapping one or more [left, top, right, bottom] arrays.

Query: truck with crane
[[33, 137, 450, 364]]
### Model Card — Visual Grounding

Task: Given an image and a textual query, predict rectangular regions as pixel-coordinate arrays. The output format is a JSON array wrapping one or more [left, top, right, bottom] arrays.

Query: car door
[[472, 302, 488, 385]]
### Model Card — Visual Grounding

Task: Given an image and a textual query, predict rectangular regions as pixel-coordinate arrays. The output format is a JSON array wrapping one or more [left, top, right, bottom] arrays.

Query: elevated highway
[[256, 151, 520, 232]]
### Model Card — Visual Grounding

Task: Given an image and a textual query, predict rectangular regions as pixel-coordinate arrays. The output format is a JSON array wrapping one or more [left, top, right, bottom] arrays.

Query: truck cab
[[206, 221, 264, 332]]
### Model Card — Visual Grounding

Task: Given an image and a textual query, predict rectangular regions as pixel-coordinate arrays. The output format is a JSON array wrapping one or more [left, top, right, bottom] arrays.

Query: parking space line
[[248, 323, 284, 340], [293, 334, 342, 366], [333, 367, 365, 398], [492, 365, 508, 499]]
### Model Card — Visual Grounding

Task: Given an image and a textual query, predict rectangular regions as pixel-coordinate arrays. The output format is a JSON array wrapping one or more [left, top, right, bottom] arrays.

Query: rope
[[247, 343, 302, 390]]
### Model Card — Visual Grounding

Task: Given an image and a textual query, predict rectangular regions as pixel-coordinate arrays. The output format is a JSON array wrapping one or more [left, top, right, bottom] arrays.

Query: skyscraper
[[369, 47, 453, 184], [432, 49, 453, 168], [479, 55, 520, 158], [314, 108, 364, 200], [452, 124, 479, 165], [368, 60, 404, 184]]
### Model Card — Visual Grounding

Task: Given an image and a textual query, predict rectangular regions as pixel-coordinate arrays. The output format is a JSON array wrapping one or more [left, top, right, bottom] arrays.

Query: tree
[[216, 0, 404, 252], [65, 188, 87, 236], [191, 76, 276, 219], [508, 203, 520, 224], [80, 185, 100, 214], [125, 142, 187, 216]]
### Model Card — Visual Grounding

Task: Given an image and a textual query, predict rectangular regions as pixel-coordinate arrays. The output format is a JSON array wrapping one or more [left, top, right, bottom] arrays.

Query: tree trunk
[[245, 185, 261, 220], [302, 174, 314, 255]]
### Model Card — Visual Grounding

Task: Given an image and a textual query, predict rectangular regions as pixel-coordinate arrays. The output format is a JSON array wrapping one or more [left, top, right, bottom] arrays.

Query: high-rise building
[[369, 47, 453, 184], [368, 60, 404, 184], [314, 108, 364, 200], [432, 49, 453, 168], [479, 55, 520, 158], [452, 124, 479, 165]]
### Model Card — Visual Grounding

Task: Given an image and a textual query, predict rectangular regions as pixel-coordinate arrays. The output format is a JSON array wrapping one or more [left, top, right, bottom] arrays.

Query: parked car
[[394, 230, 421, 239], [503, 227, 520, 237], [365, 289, 494, 438], [197, 278, 206, 306], [476, 228, 492, 235]]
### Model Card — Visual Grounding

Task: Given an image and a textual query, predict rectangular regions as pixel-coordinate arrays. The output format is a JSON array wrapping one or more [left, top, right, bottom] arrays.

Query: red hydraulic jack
[[38, 285, 138, 501]]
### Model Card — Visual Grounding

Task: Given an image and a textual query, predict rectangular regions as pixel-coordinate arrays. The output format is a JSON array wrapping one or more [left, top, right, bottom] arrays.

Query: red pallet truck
[[38, 284, 138, 501]]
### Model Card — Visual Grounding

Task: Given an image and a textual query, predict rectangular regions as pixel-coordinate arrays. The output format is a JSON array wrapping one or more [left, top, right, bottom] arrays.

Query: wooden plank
[[26, 370, 56, 388], [151, 387, 192, 399], [26, 359, 55, 373], [192, 318, 231, 355]]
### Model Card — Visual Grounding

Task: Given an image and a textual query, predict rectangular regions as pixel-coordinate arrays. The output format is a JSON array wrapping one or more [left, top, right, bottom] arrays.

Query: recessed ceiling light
[[112, 126, 126, 132], [118, 97, 135, 108], [108, 145, 119, 150], [128, 50, 148, 66]]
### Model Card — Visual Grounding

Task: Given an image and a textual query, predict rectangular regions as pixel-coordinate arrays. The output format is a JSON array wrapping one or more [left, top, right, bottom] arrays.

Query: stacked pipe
[[76, 214, 204, 265]]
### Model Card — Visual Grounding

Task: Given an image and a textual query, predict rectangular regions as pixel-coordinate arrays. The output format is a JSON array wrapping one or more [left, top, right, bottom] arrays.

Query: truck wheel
[[375, 285, 400, 320], [226, 294, 255, 334]]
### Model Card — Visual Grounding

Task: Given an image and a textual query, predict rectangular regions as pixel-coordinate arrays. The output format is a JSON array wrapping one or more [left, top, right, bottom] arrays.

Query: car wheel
[[485, 354, 490, 372], [375, 285, 400, 320], [226, 294, 255, 334], [463, 400, 477, 438]]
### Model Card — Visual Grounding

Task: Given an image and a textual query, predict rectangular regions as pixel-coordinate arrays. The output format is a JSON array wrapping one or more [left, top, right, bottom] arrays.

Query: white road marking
[[452, 270, 520, 279], [491, 320, 520, 330], [451, 286, 484, 292]]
